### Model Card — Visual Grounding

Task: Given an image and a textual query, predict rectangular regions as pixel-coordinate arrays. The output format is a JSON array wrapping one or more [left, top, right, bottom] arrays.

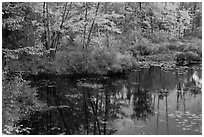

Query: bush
[[166, 44, 178, 51], [184, 39, 202, 57], [175, 52, 186, 63], [136, 44, 152, 56], [184, 28, 202, 39], [53, 47, 136, 75], [148, 31, 174, 43], [176, 43, 186, 52], [111, 51, 135, 72], [150, 43, 169, 54], [185, 51, 201, 63], [146, 53, 175, 62], [2, 71, 46, 134], [165, 42, 186, 52], [175, 51, 201, 65]]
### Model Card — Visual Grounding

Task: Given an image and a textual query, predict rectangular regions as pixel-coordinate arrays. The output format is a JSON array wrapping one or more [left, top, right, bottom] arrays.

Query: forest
[[2, 2, 202, 135]]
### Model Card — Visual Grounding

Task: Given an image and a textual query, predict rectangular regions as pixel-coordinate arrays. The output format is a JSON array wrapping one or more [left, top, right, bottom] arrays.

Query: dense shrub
[[2, 71, 46, 134], [136, 44, 152, 56], [184, 39, 202, 56], [146, 53, 175, 62], [184, 28, 202, 39], [148, 31, 174, 43], [4, 45, 52, 74], [166, 44, 178, 51], [175, 51, 201, 65], [185, 51, 201, 63], [175, 52, 186, 63], [150, 43, 169, 54], [165, 42, 186, 52], [128, 47, 140, 57], [175, 43, 186, 52], [53, 47, 136, 75]]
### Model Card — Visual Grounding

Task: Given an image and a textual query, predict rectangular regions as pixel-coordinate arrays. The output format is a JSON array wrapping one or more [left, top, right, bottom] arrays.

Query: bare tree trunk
[[139, 2, 142, 11], [86, 2, 100, 48], [178, 26, 181, 38], [139, 2, 144, 33], [60, 3, 68, 29], [43, 3, 47, 49], [51, 2, 72, 57], [105, 2, 109, 48], [51, 3, 68, 49], [46, 3, 51, 50], [83, 2, 88, 50], [150, 15, 153, 35], [42, 3, 51, 50]]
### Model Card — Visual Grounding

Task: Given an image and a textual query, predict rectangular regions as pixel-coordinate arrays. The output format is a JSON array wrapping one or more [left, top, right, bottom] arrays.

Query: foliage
[[183, 38, 202, 56], [2, 2, 202, 75], [2, 71, 47, 134], [185, 51, 201, 62], [175, 51, 201, 65], [2, 2, 41, 49], [53, 47, 136, 75]]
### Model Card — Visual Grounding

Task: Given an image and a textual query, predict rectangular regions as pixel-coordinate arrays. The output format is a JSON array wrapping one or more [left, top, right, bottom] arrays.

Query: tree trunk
[[150, 15, 153, 35], [191, 3, 197, 32], [83, 2, 88, 50], [139, 2, 142, 11], [86, 2, 100, 48], [105, 3, 109, 48], [43, 3, 47, 49], [46, 3, 51, 50]]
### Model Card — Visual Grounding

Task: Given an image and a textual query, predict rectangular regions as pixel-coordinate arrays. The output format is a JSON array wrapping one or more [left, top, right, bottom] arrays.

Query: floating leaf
[[168, 113, 176, 118], [176, 115, 181, 118], [185, 111, 190, 114], [186, 125, 192, 127], [186, 128, 191, 130], [192, 114, 196, 117], [184, 119, 188, 122]]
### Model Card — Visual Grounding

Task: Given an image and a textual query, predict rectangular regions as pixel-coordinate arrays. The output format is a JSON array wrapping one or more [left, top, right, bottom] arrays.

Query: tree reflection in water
[[131, 86, 154, 122], [17, 66, 201, 135], [17, 76, 125, 135]]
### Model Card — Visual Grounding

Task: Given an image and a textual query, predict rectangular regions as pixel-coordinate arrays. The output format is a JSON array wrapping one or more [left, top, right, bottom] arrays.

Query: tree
[[2, 2, 40, 49]]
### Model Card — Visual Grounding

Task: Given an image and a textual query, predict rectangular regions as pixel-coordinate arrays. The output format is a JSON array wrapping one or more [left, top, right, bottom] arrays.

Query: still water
[[19, 66, 202, 135]]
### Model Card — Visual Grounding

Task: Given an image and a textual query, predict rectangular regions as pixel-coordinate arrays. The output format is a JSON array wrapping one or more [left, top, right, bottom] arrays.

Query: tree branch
[[86, 2, 100, 48], [83, 2, 88, 49]]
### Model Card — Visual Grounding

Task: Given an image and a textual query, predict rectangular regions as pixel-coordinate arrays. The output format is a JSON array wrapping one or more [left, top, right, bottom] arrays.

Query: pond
[[18, 66, 202, 135]]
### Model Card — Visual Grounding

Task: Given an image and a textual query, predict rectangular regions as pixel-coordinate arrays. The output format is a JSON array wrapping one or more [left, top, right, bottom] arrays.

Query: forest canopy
[[2, 2, 202, 74]]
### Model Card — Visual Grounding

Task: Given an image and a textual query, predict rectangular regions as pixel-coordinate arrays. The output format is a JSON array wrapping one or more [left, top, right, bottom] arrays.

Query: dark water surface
[[19, 66, 202, 135]]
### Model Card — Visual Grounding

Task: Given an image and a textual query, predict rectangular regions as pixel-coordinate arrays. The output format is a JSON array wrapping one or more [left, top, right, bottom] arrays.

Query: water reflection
[[131, 87, 154, 121], [18, 66, 202, 135]]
